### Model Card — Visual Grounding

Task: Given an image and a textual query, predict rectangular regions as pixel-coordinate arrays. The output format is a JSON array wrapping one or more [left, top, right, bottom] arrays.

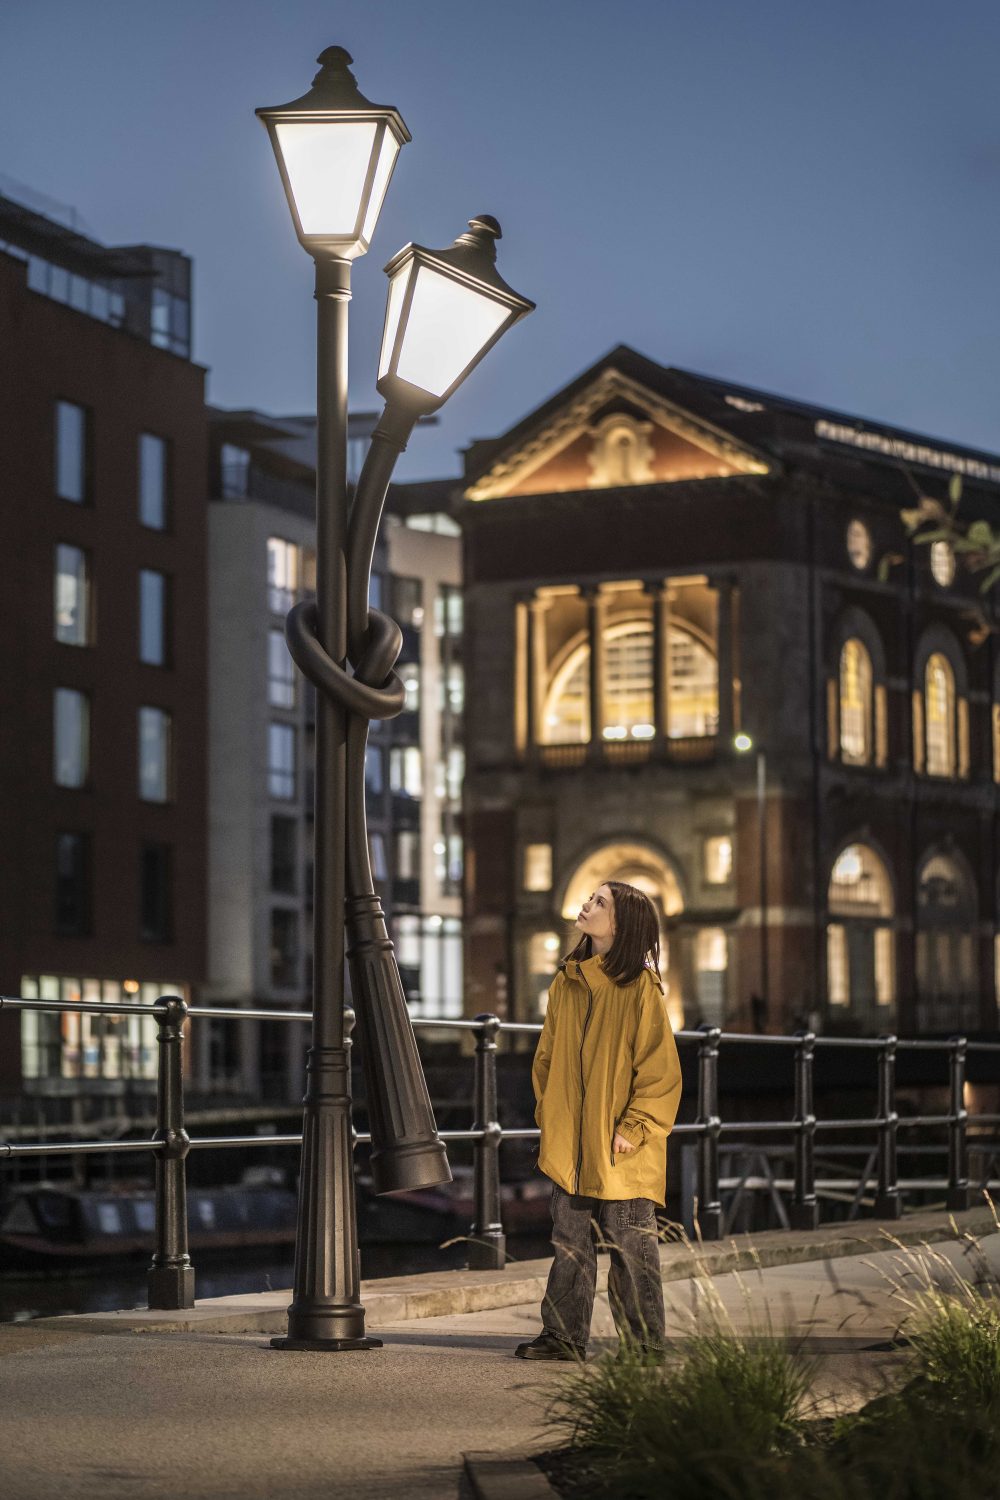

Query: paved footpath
[[0, 1207, 997, 1500]]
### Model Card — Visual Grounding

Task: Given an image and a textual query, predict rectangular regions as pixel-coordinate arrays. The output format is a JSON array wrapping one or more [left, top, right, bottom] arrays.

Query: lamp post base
[[270, 1335, 383, 1352]]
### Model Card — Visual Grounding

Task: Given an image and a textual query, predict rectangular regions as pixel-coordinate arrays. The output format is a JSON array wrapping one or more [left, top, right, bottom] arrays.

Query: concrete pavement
[[1, 1208, 997, 1499]]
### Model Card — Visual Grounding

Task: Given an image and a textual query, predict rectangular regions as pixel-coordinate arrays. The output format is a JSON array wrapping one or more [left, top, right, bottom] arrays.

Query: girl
[[515, 880, 682, 1361]]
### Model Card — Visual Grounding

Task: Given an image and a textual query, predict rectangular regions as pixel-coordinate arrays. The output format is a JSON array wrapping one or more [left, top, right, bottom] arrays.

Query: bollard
[[874, 1035, 902, 1219], [947, 1036, 972, 1211], [791, 1031, 819, 1229], [468, 1013, 505, 1270], [695, 1026, 722, 1241], [148, 995, 195, 1310]]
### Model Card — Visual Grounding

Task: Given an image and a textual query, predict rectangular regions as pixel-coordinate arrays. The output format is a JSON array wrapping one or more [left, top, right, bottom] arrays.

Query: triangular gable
[[463, 367, 770, 501]]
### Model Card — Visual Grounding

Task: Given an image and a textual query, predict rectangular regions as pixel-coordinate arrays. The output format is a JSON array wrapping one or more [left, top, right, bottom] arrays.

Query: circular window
[[930, 540, 956, 587], [846, 518, 872, 570]]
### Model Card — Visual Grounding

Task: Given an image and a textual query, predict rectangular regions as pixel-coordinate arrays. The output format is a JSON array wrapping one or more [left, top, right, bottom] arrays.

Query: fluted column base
[[271, 1044, 381, 1352]]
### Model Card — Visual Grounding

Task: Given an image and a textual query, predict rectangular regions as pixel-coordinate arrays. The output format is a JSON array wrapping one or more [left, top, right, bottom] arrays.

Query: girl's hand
[[613, 1132, 636, 1155]]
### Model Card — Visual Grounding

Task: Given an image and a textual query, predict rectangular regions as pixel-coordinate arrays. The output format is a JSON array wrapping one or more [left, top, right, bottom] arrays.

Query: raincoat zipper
[[575, 968, 594, 1193]]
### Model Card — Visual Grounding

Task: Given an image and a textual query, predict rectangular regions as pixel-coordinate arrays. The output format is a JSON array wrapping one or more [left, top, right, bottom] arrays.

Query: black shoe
[[514, 1331, 584, 1361]]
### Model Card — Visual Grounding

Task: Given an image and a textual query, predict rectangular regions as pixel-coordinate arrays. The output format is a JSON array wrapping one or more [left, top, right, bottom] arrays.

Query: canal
[[0, 1236, 552, 1323]]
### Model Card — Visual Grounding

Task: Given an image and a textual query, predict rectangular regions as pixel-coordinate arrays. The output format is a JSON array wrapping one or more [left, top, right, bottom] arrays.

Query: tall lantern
[[377, 215, 535, 411], [256, 46, 410, 260]]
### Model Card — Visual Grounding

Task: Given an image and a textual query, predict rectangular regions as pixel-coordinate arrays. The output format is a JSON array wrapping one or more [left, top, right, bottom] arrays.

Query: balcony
[[538, 735, 718, 770]]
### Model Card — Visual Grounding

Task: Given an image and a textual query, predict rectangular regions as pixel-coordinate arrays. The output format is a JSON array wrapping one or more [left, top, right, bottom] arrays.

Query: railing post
[[468, 1013, 505, 1270], [791, 1030, 818, 1229], [148, 995, 195, 1310], [947, 1035, 971, 1211], [873, 1034, 901, 1219], [695, 1025, 722, 1241]]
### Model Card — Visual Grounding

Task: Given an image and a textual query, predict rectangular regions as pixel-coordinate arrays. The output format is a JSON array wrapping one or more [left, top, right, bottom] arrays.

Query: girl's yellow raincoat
[[532, 953, 682, 1206]]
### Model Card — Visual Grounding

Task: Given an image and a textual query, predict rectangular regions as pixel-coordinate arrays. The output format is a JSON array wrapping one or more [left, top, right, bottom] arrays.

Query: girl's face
[[575, 884, 616, 946]]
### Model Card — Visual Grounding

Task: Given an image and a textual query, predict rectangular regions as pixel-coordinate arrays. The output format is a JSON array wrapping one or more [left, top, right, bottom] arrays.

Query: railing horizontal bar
[[437, 1129, 486, 1141], [719, 1177, 1000, 1192], [0, 995, 167, 1018], [718, 1120, 803, 1134], [187, 1005, 311, 1022], [410, 1018, 479, 1032], [186, 1134, 304, 1150], [815, 1118, 884, 1131], [497, 1128, 541, 1139], [1, 1138, 155, 1157], [897, 1115, 957, 1128]]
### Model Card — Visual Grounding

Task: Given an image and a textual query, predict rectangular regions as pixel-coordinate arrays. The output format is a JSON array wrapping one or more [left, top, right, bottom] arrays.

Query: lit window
[[695, 927, 727, 1026], [268, 722, 296, 800], [138, 707, 172, 802], [389, 745, 422, 797], [529, 931, 562, 1017], [54, 688, 89, 788], [435, 584, 463, 637], [393, 576, 424, 630], [139, 570, 168, 666], [365, 744, 384, 796], [369, 832, 388, 881], [55, 544, 90, 645], [839, 638, 872, 764], [930, 540, 956, 587], [55, 401, 87, 503], [703, 835, 732, 885], [399, 663, 420, 712], [924, 653, 956, 777], [268, 628, 296, 708], [523, 844, 553, 892], [846, 518, 872, 569], [139, 433, 169, 530], [395, 830, 420, 881], [441, 662, 463, 715], [267, 537, 300, 614]]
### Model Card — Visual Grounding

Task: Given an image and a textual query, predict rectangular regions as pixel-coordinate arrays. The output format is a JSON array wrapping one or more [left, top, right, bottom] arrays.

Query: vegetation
[[538, 1204, 1000, 1499]]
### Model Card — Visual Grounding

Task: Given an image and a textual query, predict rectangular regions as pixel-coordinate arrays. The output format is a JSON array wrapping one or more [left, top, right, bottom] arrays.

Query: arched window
[[826, 842, 895, 1017], [924, 652, 956, 777], [913, 633, 970, 779], [839, 638, 873, 764], [543, 620, 717, 744], [916, 850, 978, 1032], [826, 616, 888, 768]]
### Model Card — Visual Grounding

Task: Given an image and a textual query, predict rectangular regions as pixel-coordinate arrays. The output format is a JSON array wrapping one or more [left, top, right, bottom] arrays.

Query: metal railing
[[1, 994, 999, 1310]]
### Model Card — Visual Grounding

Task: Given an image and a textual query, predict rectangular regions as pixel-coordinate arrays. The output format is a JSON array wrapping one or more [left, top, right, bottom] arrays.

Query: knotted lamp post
[[257, 47, 533, 1351]]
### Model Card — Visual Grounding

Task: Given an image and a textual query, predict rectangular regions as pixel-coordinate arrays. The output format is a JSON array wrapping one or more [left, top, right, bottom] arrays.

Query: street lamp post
[[734, 734, 769, 1024], [257, 47, 534, 1351]]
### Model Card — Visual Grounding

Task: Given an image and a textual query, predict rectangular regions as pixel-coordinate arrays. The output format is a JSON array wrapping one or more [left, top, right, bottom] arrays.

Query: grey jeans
[[541, 1183, 666, 1353]]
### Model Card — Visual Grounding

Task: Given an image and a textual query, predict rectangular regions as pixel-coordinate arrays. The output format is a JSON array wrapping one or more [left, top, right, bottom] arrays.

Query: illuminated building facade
[[461, 346, 1000, 1038]]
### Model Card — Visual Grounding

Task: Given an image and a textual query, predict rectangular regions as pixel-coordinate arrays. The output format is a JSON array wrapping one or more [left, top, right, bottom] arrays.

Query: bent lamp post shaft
[[344, 406, 452, 1195], [148, 995, 195, 1310], [273, 257, 378, 1351]]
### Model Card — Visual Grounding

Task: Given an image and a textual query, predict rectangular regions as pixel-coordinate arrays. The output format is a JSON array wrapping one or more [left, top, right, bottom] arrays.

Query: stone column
[[527, 595, 549, 763], [652, 582, 673, 753], [714, 576, 734, 746], [586, 589, 608, 763]]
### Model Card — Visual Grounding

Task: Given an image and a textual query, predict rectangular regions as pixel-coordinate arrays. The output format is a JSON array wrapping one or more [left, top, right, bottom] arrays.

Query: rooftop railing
[[1, 993, 999, 1309]]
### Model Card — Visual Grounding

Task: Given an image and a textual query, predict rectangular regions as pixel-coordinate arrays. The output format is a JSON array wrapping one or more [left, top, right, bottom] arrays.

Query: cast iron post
[[874, 1034, 901, 1219], [695, 1025, 722, 1240], [947, 1035, 971, 1211], [468, 1013, 505, 1269], [791, 1030, 818, 1229], [148, 995, 194, 1310]]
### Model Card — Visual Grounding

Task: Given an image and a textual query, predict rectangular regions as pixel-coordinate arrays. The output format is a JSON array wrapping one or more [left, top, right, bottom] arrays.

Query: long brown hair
[[563, 879, 661, 985]]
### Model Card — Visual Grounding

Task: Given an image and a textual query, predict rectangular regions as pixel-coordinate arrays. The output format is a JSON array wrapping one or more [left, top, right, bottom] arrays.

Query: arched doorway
[[558, 840, 686, 1028], [826, 842, 895, 1021]]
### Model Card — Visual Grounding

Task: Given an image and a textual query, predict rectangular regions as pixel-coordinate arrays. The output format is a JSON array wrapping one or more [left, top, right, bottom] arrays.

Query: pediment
[[463, 367, 770, 501]]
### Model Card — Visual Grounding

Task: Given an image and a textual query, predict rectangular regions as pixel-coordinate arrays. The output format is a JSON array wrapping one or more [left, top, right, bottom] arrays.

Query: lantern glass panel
[[361, 128, 401, 245], [395, 265, 508, 398], [274, 120, 377, 235], [379, 262, 411, 379]]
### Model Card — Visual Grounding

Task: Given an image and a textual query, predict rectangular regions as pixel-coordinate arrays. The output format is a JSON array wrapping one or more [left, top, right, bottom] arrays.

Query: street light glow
[[734, 732, 753, 752], [377, 216, 535, 412], [257, 46, 409, 260]]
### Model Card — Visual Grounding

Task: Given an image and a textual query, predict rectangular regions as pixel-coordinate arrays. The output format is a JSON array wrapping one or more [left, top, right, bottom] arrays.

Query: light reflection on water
[[0, 1237, 551, 1323]]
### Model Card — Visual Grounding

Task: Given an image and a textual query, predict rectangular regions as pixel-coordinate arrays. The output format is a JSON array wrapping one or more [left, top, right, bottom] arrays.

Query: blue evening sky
[[2, 1, 998, 481]]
